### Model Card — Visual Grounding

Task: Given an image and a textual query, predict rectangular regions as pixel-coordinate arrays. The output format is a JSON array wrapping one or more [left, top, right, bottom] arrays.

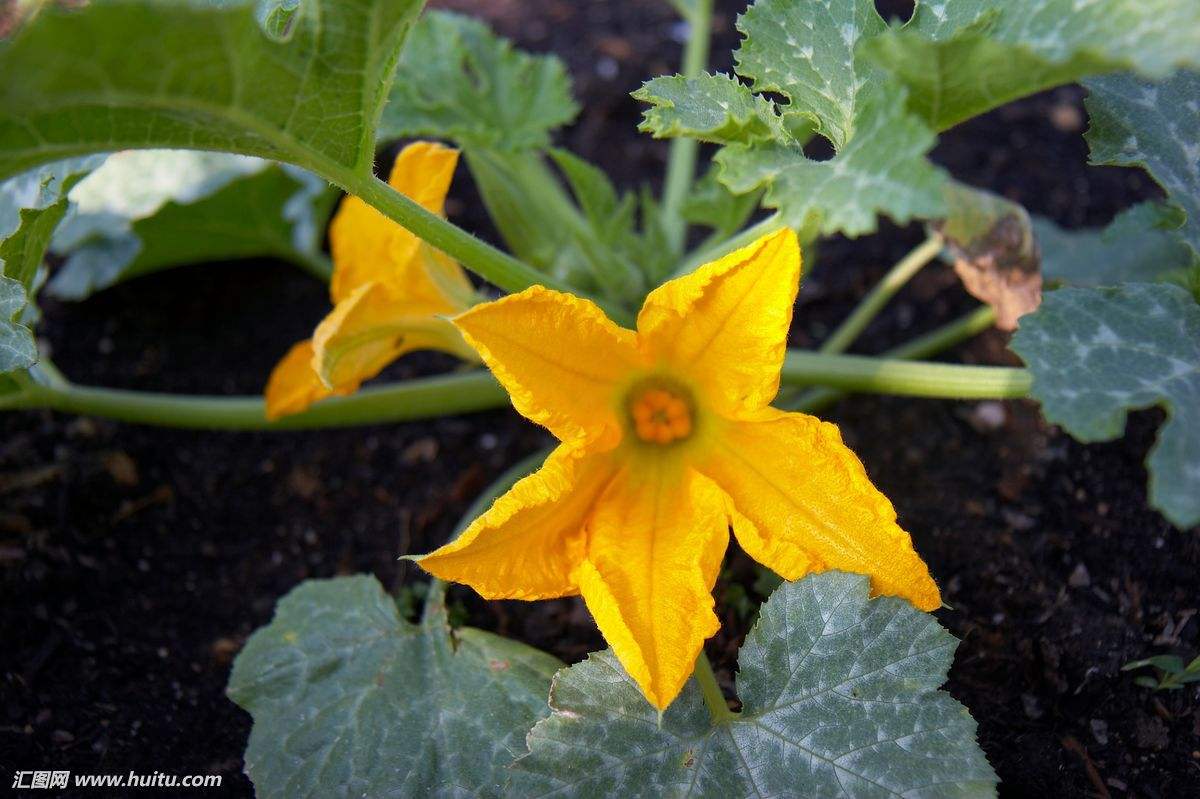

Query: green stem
[[5, 371, 508, 429], [780, 348, 1028, 399], [322, 161, 637, 327], [672, 212, 783, 278], [660, 0, 714, 253], [787, 305, 1000, 413], [819, 234, 942, 354], [694, 652, 736, 723], [422, 446, 553, 620]]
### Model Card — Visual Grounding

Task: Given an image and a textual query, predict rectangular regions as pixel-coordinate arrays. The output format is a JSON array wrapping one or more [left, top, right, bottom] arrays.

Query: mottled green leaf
[[228, 575, 561, 799], [634, 73, 786, 146], [736, 0, 887, 150], [511, 571, 996, 798], [46, 151, 335, 300], [1084, 69, 1200, 259], [0, 158, 98, 373], [1036, 202, 1196, 288], [0, 0, 424, 180], [718, 86, 946, 238], [1011, 284, 1200, 528], [382, 10, 577, 152], [861, 0, 1200, 131]]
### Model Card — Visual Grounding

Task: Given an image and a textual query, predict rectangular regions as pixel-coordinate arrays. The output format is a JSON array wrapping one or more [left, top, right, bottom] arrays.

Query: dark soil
[[3, 1, 1198, 797]]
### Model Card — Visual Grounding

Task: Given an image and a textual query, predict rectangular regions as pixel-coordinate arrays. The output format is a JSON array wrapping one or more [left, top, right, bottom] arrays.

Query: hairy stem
[[819, 234, 943, 354], [780, 348, 1028, 399], [660, 0, 714, 253], [694, 652, 737, 723]]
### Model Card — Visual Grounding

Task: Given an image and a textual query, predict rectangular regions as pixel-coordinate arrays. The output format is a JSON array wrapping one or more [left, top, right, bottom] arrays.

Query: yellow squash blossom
[[414, 228, 941, 710], [265, 141, 479, 419]]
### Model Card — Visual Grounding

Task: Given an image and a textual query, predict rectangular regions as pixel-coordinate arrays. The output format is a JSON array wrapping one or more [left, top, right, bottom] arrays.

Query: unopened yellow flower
[[265, 142, 479, 419], [415, 228, 940, 709]]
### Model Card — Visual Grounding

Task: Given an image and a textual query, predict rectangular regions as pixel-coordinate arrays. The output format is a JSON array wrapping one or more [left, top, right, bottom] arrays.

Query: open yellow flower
[[415, 228, 940, 709], [265, 141, 479, 420]]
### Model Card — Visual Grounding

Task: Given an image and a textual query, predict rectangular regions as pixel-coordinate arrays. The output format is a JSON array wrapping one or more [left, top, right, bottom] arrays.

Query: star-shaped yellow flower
[[415, 228, 940, 709], [265, 141, 479, 420]]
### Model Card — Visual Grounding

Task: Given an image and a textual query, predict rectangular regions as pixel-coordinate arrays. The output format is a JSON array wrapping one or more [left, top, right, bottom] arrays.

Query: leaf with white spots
[[511, 571, 997, 799], [1036, 202, 1197, 289], [0, 0, 425, 180], [634, 73, 787, 146], [860, 0, 1200, 130], [1011, 284, 1200, 528], [228, 575, 561, 799], [1084, 69, 1200, 260]]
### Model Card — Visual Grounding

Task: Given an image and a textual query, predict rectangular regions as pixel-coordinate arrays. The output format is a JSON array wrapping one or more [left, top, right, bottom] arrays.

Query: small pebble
[[1091, 719, 1109, 745], [1068, 563, 1091, 588]]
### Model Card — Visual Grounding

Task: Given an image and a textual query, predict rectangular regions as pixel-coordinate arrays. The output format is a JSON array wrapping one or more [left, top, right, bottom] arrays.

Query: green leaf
[[0, 0, 425, 180], [1084, 69, 1200, 260], [634, 73, 787, 146], [681, 166, 761, 240], [1123, 655, 1185, 673], [1036, 202, 1197, 288], [46, 151, 335, 299], [228, 575, 561, 799], [382, 10, 578, 152], [860, 1, 1200, 131], [736, 0, 888, 150], [1011, 284, 1200, 529], [717, 86, 947, 238], [511, 571, 997, 798], [0, 158, 98, 373]]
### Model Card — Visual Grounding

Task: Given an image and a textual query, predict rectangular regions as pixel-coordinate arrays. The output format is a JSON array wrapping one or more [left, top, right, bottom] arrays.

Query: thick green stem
[[780, 348, 1028, 399], [819, 234, 942, 354], [5, 371, 507, 429], [787, 305, 1000, 413], [660, 0, 713, 252], [672, 212, 783, 278], [322, 160, 637, 327], [694, 652, 737, 723]]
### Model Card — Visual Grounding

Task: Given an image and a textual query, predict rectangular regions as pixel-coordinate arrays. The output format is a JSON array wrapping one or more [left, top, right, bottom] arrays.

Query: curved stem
[[660, 0, 713, 252], [780, 348, 1028, 399], [8, 371, 507, 429], [672, 212, 783, 278], [819, 234, 942, 354], [326, 162, 636, 327], [694, 652, 737, 723]]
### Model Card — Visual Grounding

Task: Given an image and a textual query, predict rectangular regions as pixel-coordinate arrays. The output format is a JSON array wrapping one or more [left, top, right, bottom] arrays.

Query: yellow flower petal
[[637, 228, 800, 415], [418, 445, 615, 599], [575, 464, 730, 709], [311, 281, 476, 391], [263, 339, 343, 420], [699, 408, 941, 611], [453, 286, 643, 447], [329, 141, 468, 305]]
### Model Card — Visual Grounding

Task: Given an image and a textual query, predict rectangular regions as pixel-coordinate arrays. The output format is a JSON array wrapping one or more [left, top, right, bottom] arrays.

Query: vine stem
[[780, 347, 1026, 399], [320, 159, 637, 327], [819, 234, 943, 354], [3, 370, 507, 429], [660, 0, 714, 252], [672, 212, 784, 278], [694, 652, 737, 723]]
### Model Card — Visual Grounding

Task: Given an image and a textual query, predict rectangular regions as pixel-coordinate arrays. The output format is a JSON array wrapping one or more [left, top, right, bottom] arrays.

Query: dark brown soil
[[3, 2, 1198, 797]]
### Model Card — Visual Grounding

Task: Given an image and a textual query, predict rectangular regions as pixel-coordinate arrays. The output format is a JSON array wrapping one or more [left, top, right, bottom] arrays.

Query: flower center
[[629, 386, 693, 445]]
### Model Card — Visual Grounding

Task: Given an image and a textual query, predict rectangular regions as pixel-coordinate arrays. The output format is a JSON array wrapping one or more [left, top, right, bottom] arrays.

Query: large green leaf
[[1011, 284, 1200, 529], [511, 571, 996, 798], [382, 10, 578, 152], [228, 575, 561, 799], [1084, 69, 1200, 259], [46, 151, 335, 300], [1036, 203, 1197, 289], [635, 0, 946, 238], [0, 0, 425, 180], [0, 158, 98, 373], [860, 0, 1200, 131]]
